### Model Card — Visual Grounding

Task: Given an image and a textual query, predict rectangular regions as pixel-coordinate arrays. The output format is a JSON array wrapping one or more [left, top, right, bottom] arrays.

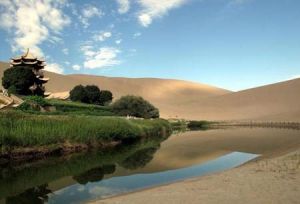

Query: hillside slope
[[1, 62, 299, 121], [0, 62, 230, 118], [180, 78, 300, 121]]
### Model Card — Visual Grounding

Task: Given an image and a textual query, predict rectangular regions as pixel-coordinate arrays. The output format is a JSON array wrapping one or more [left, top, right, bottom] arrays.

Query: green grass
[[0, 111, 171, 148], [47, 99, 116, 116], [17, 98, 116, 116]]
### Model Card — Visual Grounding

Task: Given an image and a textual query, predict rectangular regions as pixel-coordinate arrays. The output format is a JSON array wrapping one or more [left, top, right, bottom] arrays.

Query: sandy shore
[[93, 149, 300, 204]]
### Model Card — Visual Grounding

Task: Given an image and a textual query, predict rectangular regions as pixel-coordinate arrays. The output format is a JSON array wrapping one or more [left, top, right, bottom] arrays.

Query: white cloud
[[62, 48, 69, 55], [229, 0, 251, 6], [133, 32, 142, 38], [94, 32, 112, 42], [45, 63, 64, 74], [0, 0, 70, 57], [72, 64, 81, 71], [115, 39, 122, 44], [116, 0, 130, 14], [139, 14, 152, 27], [79, 5, 103, 28], [82, 46, 121, 69], [137, 0, 188, 27]]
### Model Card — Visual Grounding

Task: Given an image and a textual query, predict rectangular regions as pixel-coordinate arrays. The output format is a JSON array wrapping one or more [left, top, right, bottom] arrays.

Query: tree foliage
[[69, 85, 113, 105], [111, 95, 159, 119], [69, 85, 89, 103], [99, 90, 113, 105], [85, 85, 101, 104], [2, 67, 36, 95]]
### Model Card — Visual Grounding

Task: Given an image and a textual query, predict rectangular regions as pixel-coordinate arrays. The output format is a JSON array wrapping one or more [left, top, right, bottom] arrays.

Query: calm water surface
[[0, 128, 299, 204]]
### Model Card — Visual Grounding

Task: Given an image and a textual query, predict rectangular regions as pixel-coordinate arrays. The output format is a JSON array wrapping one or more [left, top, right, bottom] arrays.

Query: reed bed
[[0, 111, 171, 148]]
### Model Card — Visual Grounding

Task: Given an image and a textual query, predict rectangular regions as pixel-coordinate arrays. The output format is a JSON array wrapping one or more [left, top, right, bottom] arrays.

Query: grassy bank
[[18, 98, 116, 116], [0, 111, 171, 152]]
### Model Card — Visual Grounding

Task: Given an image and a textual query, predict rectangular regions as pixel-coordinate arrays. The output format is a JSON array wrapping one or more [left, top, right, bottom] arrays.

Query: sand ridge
[[1, 62, 299, 121]]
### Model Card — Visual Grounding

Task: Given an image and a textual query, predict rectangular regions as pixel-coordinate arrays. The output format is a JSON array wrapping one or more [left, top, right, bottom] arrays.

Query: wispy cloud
[[133, 32, 142, 38], [62, 48, 69, 55], [116, 0, 130, 14], [115, 39, 122, 44], [0, 0, 70, 57], [45, 63, 64, 74], [81, 46, 121, 69], [94, 31, 112, 42], [79, 5, 103, 28], [137, 0, 189, 27], [72, 64, 81, 71], [227, 0, 252, 7]]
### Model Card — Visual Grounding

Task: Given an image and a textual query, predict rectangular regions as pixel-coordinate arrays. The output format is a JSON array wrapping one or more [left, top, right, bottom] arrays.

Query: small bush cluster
[[69, 85, 113, 105], [17, 96, 50, 111], [111, 95, 159, 119], [187, 120, 211, 130]]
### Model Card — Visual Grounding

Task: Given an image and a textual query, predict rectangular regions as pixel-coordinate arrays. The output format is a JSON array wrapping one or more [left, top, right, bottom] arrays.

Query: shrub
[[25, 96, 49, 107], [85, 85, 101, 104], [111, 95, 159, 119], [187, 120, 211, 130], [17, 96, 50, 111], [2, 67, 36, 95], [99, 90, 113, 105], [69, 85, 89, 103], [69, 85, 113, 106]]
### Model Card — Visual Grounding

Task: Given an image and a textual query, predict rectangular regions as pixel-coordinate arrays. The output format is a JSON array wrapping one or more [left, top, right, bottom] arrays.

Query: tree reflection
[[6, 184, 51, 204], [120, 147, 158, 170], [73, 164, 116, 184], [0, 136, 167, 200]]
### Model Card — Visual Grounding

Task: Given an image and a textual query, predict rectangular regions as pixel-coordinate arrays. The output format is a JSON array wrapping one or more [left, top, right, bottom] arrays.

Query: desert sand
[[1, 61, 299, 121], [93, 148, 300, 204]]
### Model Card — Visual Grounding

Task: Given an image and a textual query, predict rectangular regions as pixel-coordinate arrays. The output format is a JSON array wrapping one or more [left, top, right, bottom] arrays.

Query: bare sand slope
[[95, 149, 300, 204], [1, 62, 299, 121], [0, 62, 230, 117], [181, 78, 300, 121]]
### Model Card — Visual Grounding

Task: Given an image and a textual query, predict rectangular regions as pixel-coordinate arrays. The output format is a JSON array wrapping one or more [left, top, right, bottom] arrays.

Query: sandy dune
[[1, 62, 299, 121], [181, 78, 300, 121]]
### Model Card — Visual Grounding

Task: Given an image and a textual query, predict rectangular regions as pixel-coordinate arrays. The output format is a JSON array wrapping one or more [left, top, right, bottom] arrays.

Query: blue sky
[[0, 0, 299, 91]]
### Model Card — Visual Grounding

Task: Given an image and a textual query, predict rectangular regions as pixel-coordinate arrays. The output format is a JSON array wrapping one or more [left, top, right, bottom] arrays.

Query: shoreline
[[93, 148, 300, 204], [217, 121, 300, 130], [0, 141, 121, 165]]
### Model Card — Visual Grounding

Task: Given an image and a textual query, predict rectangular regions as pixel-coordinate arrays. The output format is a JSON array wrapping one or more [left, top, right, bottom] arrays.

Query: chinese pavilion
[[10, 49, 50, 96]]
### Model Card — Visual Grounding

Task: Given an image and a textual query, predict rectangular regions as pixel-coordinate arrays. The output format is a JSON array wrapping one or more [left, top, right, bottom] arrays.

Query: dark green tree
[[69, 85, 89, 103], [99, 90, 113, 105], [2, 67, 36, 95], [85, 85, 101, 104], [111, 95, 159, 119]]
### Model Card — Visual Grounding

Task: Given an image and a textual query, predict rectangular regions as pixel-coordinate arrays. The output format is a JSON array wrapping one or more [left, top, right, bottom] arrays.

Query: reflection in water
[[1, 128, 300, 203], [49, 152, 259, 203], [6, 185, 51, 204], [0, 136, 166, 203], [120, 147, 158, 170], [73, 165, 116, 185]]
